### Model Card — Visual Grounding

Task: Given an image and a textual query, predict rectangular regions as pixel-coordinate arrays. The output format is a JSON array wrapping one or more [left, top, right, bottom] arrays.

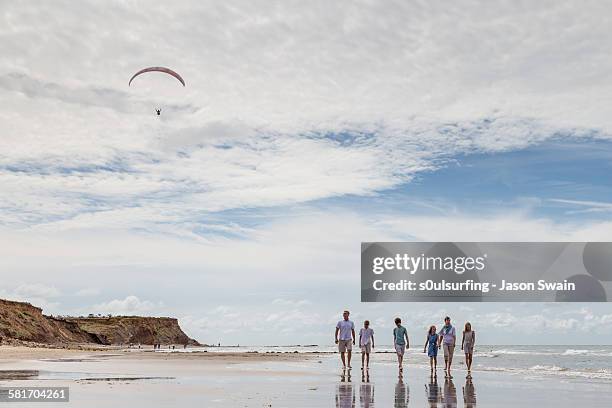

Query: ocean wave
[[562, 349, 590, 356], [561, 349, 612, 357], [477, 349, 551, 357], [475, 364, 612, 380], [528, 365, 569, 372], [477, 348, 612, 358]]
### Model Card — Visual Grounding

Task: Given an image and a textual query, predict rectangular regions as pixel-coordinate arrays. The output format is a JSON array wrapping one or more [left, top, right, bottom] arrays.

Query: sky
[[1, 0, 612, 345]]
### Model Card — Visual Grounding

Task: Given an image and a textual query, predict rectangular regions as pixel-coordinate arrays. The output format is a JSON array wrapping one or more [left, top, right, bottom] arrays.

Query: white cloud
[[550, 199, 612, 214], [2, 1, 612, 345], [1, 1, 611, 229], [271, 299, 311, 307], [13, 283, 61, 298], [74, 287, 101, 297], [92, 295, 159, 316], [0, 283, 62, 314]]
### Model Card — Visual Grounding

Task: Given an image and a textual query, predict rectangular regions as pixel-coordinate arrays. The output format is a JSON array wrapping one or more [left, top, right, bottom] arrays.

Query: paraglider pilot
[[156, 109, 161, 116]]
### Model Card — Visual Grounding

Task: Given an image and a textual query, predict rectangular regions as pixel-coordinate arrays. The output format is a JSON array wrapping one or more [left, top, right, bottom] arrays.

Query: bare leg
[[444, 356, 449, 375], [366, 353, 370, 368], [347, 350, 352, 368], [361, 352, 365, 369], [340, 352, 346, 367]]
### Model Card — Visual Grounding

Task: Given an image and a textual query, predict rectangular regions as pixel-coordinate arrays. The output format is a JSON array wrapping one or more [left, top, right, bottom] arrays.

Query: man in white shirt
[[359, 320, 375, 370], [335, 310, 356, 369], [438, 316, 457, 379]]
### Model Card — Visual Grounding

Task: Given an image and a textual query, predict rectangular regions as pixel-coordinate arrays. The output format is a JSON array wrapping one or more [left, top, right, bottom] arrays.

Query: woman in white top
[[461, 322, 476, 379]]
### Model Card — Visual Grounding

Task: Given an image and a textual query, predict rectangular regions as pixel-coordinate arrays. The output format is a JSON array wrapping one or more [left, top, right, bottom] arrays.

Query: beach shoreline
[[2, 344, 612, 407]]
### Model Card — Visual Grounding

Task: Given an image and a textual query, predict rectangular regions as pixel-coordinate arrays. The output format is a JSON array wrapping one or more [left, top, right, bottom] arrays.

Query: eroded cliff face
[[0, 298, 198, 346], [66, 316, 198, 345]]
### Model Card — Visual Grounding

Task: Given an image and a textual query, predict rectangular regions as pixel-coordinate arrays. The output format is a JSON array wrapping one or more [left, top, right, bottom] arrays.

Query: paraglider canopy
[[129, 67, 185, 87]]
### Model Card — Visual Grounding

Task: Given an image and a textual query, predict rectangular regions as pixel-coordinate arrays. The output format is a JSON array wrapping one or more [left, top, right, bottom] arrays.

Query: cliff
[[0, 298, 199, 346], [66, 316, 198, 346]]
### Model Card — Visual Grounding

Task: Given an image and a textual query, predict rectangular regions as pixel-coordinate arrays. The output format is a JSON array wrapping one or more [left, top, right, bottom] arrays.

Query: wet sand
[[1, 345, 612, 407]]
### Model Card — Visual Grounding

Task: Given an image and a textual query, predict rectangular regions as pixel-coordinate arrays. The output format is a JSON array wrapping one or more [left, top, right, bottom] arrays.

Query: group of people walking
[[335, 311, 476, 379]]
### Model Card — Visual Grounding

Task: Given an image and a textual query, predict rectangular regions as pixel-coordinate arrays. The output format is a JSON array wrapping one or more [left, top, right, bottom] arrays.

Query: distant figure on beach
[[438, 316, 456, 379], [424, 325, 439, 376], [335, 310, 355, 369], [359, 320, 374, 370], [393, 317, 409, 371], [461, 322, 475, 379]]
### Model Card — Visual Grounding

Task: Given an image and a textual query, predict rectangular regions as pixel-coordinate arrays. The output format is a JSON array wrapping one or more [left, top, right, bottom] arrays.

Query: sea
[[155, 344, 612, 382]]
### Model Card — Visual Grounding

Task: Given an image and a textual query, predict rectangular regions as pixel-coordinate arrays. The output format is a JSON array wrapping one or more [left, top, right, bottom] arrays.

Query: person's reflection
[[442, 378, 457, 408], [394, 372, 409, 408], [336, 368, 355, 408], [426, 375, 441, 407], [463, 378, 476, 408], [359, 370, 374, 407]]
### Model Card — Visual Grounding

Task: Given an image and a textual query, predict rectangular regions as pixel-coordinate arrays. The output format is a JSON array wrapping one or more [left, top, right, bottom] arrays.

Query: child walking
[[461, 322, 475, 379], [359, 320, 375, 370], [393, 317, 409, 372], [423, 325, 439, 376]]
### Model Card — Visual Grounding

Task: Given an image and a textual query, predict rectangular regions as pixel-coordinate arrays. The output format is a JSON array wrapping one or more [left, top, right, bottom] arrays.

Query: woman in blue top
[[423, 325, 439, 376]]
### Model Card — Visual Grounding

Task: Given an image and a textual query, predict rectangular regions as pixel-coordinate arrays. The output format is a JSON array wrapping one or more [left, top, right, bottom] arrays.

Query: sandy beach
[[1, 345, 612, 407]]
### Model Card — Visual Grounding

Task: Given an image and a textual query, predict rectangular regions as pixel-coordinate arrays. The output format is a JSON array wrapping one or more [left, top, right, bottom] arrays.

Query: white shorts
[[394, 343, 406, 356], [360, 343, 372, 353], [338, 339, 352, 353]]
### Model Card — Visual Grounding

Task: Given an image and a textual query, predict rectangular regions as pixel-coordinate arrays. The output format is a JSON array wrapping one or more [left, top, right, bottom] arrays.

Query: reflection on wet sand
[[394, 372, 409, 408], [360, 371, 374, 407], [463, 378, 476, 407], [334, 368, 475, 407], [426, 375, 442, 407], [336, 369, 355, 408], [442, 378, 457, 408]]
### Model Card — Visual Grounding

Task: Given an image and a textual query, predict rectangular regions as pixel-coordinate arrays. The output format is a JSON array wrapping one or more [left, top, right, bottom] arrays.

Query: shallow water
[[164, 344, 612, 382], [1, 351, 612, 407]]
